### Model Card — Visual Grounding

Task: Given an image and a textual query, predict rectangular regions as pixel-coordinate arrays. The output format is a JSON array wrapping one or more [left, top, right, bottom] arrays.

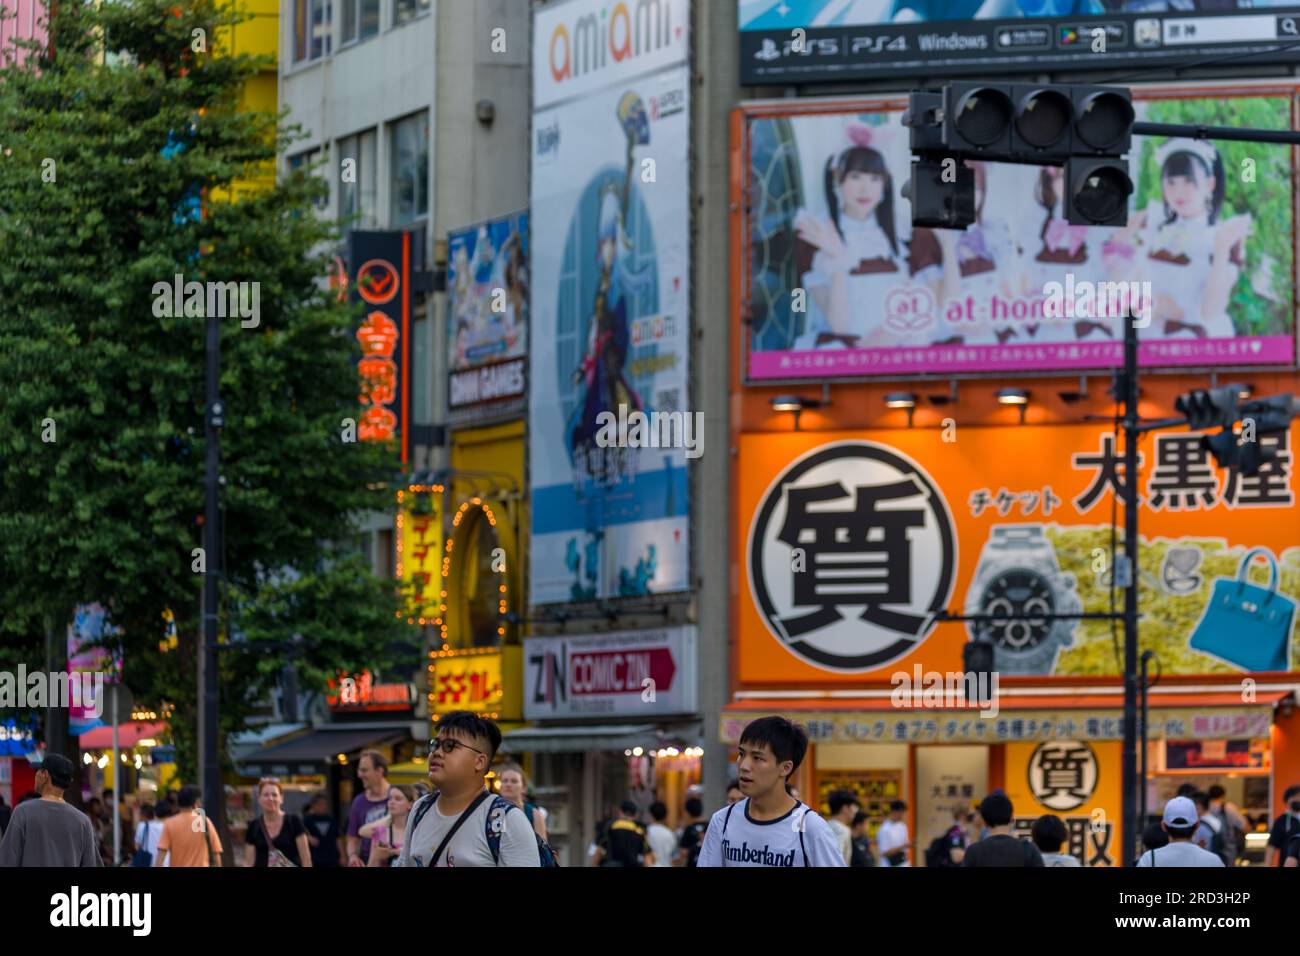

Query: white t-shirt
[[397, 793, 540, 868], [646, 822, 677, 867], [827, 818, 852, 865], [876, 819, 910, 866], [696, 797, 845, 867], [134, 820, 167, 866], [1135, 841, 1225, 868]]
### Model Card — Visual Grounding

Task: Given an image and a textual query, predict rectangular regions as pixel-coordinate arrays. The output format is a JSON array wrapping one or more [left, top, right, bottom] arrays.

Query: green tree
[[0, 0, 411, 783]]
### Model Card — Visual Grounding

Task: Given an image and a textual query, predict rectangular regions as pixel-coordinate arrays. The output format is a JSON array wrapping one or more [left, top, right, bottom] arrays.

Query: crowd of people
[[3, 714, 1300, 869]]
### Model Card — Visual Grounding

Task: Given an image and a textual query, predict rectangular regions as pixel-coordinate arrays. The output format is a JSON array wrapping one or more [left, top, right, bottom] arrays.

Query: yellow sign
[[1005, 740, 1123, 868], [397, 489, 443, 624], [429, 646, 522, 721]]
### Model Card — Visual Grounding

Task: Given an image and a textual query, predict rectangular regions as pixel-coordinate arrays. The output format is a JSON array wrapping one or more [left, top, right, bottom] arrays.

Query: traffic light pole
[[1121, 313, 1141, 866], [199, 303, 222, 848]]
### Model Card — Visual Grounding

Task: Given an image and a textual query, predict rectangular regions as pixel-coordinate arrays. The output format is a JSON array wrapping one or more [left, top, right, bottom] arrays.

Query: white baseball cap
[[1162, 796, 1198, 828]]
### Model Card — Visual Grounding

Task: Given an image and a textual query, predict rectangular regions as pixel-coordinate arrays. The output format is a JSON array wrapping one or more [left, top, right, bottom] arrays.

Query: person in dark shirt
[[594, 800, 652, 867], [1266, 784, 1300, 867], [677, 797, 707, 867], [962, 793, 1043, 868], [0, 794, 11, 840], [849, 810, 876, 868], [301, 791, 341, 868]]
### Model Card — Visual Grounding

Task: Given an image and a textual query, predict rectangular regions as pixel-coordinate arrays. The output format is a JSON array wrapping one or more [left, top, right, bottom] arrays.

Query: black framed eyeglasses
[[429, 737, 486, 756]]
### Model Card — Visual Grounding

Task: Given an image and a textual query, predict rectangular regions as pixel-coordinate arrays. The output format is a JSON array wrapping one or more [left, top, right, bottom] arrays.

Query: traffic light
[[904, 83, 1136, 229], [1174, 384, 1248, 430], [962, 639, 995, 706], [901, 158, 975, 229], [1175, 387, 1300, 477]]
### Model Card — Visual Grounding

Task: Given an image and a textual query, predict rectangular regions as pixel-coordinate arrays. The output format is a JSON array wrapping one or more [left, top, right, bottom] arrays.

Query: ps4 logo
[[849, 34, 907, 55], [753, 35, 839, 61]]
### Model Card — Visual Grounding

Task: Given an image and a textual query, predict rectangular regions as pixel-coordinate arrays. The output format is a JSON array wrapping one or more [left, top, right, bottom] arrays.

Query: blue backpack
[[411, 791, 559, 867]]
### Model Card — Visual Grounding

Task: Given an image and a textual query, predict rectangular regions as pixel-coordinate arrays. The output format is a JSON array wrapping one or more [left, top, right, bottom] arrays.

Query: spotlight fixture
[[997, 387, 1030, 424], [769, 395, 822, 431], [885, 391, 918, 427]]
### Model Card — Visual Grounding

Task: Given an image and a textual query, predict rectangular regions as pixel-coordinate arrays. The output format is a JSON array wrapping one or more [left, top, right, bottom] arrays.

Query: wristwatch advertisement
[[963, 525, 1080, 676]]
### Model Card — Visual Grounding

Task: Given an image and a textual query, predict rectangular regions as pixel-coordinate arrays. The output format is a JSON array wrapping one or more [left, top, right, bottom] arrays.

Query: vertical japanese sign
[[529, 0, 692, 604], [397, 492, 442, 625], [348, 230, 412, 463], [740, 424, 1300, 684], [741, 86, 1296, 380], [915, 745, 987, 861]]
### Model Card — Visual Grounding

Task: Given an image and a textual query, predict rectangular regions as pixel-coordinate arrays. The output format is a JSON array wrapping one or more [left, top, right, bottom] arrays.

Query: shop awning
[[721, 690, 1293, 745], [77, 720, 167, 749], [235, 726, 411, 776], [502, 723, 699, 754]]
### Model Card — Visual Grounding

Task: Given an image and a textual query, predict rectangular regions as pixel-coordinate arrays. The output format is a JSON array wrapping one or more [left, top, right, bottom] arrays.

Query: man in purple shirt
[[346, 750, 391, 866]]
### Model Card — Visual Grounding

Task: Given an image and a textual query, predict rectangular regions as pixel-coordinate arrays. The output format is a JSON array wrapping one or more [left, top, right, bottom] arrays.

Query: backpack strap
[[408, 793, 437, 842], [483, 796, 516, 865], [723, 800, 738, 835]]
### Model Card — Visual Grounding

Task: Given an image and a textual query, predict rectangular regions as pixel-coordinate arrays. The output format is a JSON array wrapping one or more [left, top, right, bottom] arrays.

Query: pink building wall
[[1, 0, 46, 67]]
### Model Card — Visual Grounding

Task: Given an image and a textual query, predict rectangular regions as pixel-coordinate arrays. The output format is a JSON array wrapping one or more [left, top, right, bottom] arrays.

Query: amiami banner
[[533, 0, 690, 110], [737, 422, 1300, 685]]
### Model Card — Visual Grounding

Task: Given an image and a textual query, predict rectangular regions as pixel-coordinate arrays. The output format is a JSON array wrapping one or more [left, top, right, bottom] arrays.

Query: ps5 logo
[[753, 35, 838, 61]]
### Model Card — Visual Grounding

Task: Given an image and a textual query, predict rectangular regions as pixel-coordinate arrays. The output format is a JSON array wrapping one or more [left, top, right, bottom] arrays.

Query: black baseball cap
[[35, 753, 75, 789]]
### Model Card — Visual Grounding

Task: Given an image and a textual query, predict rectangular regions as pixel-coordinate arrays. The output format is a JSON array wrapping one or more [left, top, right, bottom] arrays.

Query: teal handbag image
[[1188, 548, 1295, 673]]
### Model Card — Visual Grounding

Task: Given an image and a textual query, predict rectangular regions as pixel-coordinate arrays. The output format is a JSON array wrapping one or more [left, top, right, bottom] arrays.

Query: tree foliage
[[0, 0, 411, 779]]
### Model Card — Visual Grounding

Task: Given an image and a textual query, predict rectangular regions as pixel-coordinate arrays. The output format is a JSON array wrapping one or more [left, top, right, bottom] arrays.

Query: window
[[337, 129, 377, 228], [376, 529, 395, 579], [412, 316, 432, 427], [389, 112, 428, 227], [287, 148, 328, 210], [341, 0, 379, 45], [293, 0, 332, 62], [393, 0, 429, 27]]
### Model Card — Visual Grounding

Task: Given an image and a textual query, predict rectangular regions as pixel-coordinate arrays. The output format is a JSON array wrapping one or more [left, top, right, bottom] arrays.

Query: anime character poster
[[744, 85, 1295, 380], [447, 211, 528, 373], [530, 0, 691, 605]]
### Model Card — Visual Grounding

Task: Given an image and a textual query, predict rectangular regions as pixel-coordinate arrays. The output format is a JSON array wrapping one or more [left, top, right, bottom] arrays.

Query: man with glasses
[[396, 711, 540, 867], [0, 754, 101, 867]]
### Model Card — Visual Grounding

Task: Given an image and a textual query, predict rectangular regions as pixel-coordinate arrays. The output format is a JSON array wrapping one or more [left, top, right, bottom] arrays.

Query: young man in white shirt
[[397, 711, 540, 868], [876, 800, 910, 866], [826, 789, 859, 865], [1134, 796, 1225, 868], [697, 716, 844, 867], [646, 801, 677, 867]]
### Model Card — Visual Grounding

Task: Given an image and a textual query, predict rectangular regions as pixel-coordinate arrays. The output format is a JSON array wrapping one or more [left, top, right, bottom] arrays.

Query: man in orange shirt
[[155, 786, 222, 867]]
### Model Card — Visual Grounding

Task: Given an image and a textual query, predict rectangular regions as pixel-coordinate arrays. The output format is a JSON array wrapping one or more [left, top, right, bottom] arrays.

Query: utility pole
[[1120, 313, 1140, 865], [198, 296, 223, 844]]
